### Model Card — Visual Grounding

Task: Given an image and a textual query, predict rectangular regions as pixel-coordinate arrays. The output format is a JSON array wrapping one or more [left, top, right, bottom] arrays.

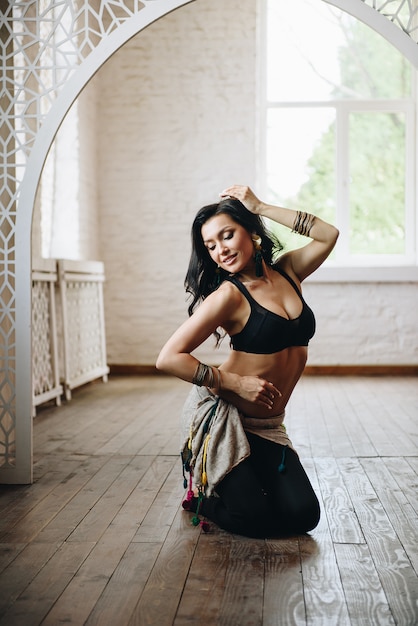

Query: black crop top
[[225, 267, 315, 354]]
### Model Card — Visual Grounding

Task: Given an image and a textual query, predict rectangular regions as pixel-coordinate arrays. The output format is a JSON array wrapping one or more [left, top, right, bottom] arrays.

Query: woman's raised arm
[[220, 185, 339, 281]]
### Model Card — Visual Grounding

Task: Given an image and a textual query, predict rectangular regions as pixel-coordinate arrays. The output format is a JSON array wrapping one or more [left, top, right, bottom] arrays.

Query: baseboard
[[109, 364, 418, 377], [303, 365, 418, 376]]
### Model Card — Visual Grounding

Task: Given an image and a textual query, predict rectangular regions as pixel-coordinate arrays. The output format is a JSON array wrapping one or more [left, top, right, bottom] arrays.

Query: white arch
[[10, 0, 417, 483], [13, 0, 195, 484]]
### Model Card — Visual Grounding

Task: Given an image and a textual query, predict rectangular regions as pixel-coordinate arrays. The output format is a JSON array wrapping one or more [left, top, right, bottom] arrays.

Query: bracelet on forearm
[[292, 211, 316, 237], [192, 362, 210, 386], [192, 362, 222, 392]]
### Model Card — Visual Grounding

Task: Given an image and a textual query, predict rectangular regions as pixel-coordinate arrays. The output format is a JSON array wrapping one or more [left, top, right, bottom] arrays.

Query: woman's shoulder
[[216, 278, 246, 304], [202, 279, 246, 315], [197, 280, 244, 313], [195, 279, 246, 331]]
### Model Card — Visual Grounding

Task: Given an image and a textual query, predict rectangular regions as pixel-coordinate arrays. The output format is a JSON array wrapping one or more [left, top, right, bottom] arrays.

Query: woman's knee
[[300, 497, 320, 532], [282, 496, 321, 534]]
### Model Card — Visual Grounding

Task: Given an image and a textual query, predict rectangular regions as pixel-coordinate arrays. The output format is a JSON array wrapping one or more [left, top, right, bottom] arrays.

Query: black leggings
[[200, 433, 320, 538]]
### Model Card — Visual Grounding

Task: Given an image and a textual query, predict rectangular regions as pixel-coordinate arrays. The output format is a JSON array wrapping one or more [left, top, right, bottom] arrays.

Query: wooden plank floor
[[0, 375, 417, 625]]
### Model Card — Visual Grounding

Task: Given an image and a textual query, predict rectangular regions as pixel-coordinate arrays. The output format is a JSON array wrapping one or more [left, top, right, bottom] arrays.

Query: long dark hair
[[185, 197, 283, 321]]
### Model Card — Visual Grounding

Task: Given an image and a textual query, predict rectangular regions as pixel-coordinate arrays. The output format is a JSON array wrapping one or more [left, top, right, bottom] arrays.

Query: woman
[[156, 185, 339, 537]]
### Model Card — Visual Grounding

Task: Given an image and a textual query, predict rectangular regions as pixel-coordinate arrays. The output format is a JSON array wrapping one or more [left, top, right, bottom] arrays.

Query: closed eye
[[204, 228, 234, 251]]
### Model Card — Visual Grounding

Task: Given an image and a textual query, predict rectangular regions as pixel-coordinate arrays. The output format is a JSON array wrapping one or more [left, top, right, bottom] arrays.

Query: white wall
[[96, 0, 258, 365], [302, 282, 418, 365], [35, 0, 417, 367]]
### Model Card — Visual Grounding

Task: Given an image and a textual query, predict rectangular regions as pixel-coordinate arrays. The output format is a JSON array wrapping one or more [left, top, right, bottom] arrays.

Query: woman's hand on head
[[237, 375, 281, 409], [220, 185, 263, 215]]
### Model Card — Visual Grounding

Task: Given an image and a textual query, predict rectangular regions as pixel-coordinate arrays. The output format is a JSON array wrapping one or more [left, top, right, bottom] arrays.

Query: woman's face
[[201, 213, 254, 275]]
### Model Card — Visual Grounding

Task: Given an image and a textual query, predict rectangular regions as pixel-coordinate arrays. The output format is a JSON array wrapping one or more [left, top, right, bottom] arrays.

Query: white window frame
[[257, 1, 418, 282]]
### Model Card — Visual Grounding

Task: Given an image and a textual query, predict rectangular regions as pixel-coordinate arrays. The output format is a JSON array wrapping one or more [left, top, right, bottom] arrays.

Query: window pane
[[349, 112, 406, 255], [266, 107, 336, 225], [267, 0, 411, 102]]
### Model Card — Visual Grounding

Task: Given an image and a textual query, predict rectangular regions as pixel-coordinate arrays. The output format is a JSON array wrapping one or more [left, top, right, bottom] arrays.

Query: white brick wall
[[33, 0, 418, 366], [96, 0, 258, 365], [302, 282, 418, 365]]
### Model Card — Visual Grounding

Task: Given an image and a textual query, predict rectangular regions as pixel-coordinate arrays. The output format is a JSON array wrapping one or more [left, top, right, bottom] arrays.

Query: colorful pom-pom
[[200, 521, 210, 533]]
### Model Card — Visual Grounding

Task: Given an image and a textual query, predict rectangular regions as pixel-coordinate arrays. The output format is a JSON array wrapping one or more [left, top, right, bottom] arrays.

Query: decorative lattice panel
[[0, 0, 416, 479], [32, 282, 53, 395], [58, 260, 109, 401], [66, 283, 106, 377], [32, 261, 63, 414], [33, 281, 55, 394]]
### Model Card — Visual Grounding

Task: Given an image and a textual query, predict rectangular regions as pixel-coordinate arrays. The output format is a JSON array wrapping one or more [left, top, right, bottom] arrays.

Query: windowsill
[[305, 265, 418, 283]]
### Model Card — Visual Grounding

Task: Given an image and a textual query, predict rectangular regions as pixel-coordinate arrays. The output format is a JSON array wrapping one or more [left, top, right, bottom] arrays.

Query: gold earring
[[252, 234, 262, 250], [252, 234, 263, 277]]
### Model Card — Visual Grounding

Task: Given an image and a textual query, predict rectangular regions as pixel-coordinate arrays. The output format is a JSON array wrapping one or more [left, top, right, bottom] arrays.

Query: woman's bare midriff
[[218, 346, 307, 418]]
